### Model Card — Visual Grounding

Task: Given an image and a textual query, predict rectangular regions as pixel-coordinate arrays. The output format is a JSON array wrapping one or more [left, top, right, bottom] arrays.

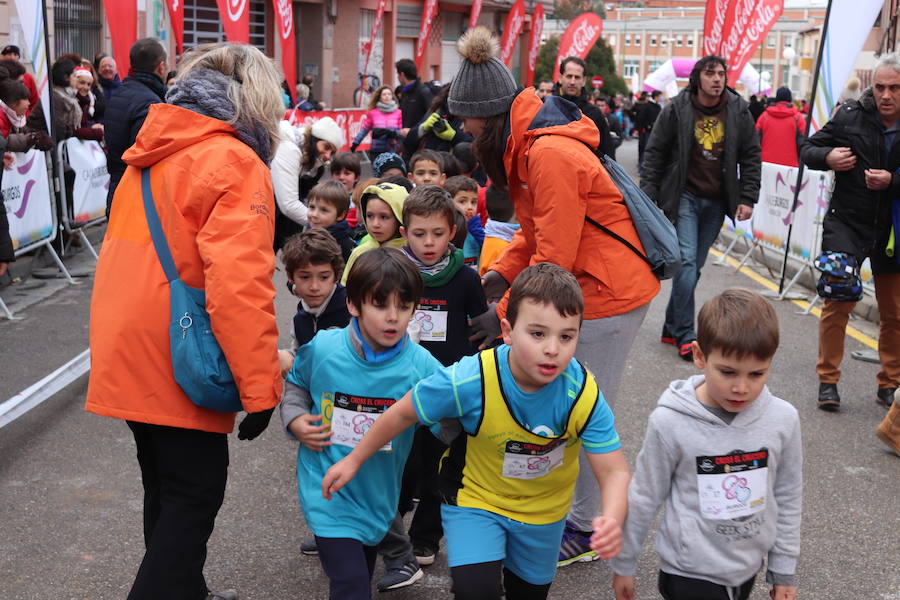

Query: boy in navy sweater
[[307, 180, 356, 262], [397, 184, 488, 565]]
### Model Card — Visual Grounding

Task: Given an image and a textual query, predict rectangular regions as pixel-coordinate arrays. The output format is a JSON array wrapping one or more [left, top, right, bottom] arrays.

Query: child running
[[324, 263, 630, 600], [609, 289, 801, 600], [280, 248, 442, 599]]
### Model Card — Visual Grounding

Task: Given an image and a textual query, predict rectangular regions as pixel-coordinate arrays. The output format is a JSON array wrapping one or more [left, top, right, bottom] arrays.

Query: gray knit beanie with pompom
[[447, 27, 519, 118]]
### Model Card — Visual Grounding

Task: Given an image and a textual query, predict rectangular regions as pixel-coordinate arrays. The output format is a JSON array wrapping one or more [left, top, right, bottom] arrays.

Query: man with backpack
[[641, 55, 761, 362], [756, 87, 806, 167]]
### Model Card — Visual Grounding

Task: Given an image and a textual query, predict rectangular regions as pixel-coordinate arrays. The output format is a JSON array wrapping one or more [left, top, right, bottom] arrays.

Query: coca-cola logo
[[417, 0, 438, 52], [566, 20, 599, 56], [275, 0, 292, 39], [501, 7, 525, 62], [226, 0, 246, 22], [528, 16, 544, 70], [704, 0, 729, 55], [170, 0, 180, 11]]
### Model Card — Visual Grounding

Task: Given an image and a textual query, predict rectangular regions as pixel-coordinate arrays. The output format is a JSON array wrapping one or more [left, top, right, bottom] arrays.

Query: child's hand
[[612, 574, 635, 600], [590, 515, 622, 559], [288, 414, 332, 451], [322, 456, 359, 500], [278, 350, 294, 377], [770, 585, 798, 600]]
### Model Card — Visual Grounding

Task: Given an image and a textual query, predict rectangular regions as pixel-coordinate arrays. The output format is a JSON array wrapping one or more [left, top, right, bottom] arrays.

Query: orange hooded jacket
[[491, 89, 660, 320], [85, 103, 282, 433]]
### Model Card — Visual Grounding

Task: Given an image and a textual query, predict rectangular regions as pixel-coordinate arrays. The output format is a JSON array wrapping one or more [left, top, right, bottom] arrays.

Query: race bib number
[[330, 392, 395, 451], [502, 438, 566, 479], [696, 450, 769, 520], [414, 300, 448, 342]]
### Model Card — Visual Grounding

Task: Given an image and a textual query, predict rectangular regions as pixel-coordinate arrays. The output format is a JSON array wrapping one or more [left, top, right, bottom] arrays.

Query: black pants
[[451, 561, 552, 600], [638, 130, 651, 172], [126, 421, 228, 600], [317, 536, 378, 599], [658, 571, 756, 600], [403, 426, 447, 552]]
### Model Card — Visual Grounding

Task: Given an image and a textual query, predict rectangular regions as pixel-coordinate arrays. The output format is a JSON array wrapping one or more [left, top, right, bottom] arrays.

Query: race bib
[[414, 299, 449, 342], [330, 392, 395, 451], [502, 438, 566, 479], [696, 450, 769, 520]]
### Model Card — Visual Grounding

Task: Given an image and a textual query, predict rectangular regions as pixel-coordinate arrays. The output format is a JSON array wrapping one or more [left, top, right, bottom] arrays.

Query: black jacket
[[418, 264, 488, 367], [402, 113, 472, 161], [293, 285, 351, 347], [632, 100, 661, 132], [396, 79, 434, 130], [559, 91, 618, 159], [327, 220, 357, 263], [641, 87, 761, 223], [800, 88, 900, 273], [104, 74, 166, 212]]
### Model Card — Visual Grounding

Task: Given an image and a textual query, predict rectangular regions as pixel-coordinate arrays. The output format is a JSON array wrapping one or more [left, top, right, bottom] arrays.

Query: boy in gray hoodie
[[608, 289, 801, 600]]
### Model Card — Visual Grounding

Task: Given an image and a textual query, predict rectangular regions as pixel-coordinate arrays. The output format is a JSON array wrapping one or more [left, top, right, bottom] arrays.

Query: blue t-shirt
[[286, 327, 442, 545], [411, 345, 621, 453]]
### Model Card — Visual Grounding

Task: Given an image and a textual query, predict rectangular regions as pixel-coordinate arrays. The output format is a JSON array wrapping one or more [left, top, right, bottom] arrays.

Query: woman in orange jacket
[[85, 43, 285, 600], [453, 28, 661, 568]]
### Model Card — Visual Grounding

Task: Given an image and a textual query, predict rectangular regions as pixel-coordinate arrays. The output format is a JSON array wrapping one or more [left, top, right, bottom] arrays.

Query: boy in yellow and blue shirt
[[323, 263, 630, 599]]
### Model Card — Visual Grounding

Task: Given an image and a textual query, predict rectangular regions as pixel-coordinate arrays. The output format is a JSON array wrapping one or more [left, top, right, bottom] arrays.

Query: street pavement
[[1, 139, 898, 600]]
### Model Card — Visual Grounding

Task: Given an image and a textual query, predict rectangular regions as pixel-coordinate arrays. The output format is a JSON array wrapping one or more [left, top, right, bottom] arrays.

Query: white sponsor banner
[[13, 0, 51, 133], [65, 138, 109, 224], [1, 150, 54, 251], [752, 162, 831, 261]]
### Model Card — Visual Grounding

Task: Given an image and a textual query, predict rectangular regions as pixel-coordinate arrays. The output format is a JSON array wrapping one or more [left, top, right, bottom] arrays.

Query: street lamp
[[782, 46, 796, 90]]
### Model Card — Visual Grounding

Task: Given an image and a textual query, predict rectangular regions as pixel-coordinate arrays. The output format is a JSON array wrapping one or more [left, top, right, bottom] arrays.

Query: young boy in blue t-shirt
[[279, 248, 442, 599], [323, 263, 630, 600]]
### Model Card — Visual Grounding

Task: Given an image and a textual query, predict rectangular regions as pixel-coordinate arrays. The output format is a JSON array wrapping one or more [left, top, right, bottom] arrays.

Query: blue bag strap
[[141, 168, 179, 283]]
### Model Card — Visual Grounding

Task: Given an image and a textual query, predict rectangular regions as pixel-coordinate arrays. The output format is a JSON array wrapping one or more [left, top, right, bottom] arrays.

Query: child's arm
[[466, 215, 485, 246], [280, 380, 332, 451], [322, 391, 419, 499], [766, 415, 803, 597], [585, 448, 630, 559]]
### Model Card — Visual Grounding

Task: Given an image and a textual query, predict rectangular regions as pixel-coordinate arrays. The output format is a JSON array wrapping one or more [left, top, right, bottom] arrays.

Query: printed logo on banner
[[1, 149, 54, 249], [66, 138, 109, 224], [227, 0, 247, 21], [284, 109, 371, 151]]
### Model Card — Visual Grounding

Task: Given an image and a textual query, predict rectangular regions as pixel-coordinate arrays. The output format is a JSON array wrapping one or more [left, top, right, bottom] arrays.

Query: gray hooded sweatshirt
[[610, 375, 802, 589]]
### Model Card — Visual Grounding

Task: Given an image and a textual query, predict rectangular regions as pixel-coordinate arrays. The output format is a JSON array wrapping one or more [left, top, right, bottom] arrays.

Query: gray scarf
[[377, 100, 398, 113], [401, 244, 453, 276], [166, 68, 273, 163]]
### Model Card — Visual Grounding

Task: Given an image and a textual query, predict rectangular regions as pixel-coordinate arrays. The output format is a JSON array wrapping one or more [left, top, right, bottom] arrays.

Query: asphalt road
[[1, 139, 897, 600]]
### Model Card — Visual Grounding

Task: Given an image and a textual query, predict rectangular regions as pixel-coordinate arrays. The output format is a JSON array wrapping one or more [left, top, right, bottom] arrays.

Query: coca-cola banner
[[720, 0, 784, 83], [525, 4, 545, 87], [552, 13, 603, 83], [469, 0, 483, 29], [101, 0, 137, 75], [702, 0, 732, 56], [415, 0, 440, 70], [215, 0, 250, 43], [166, 0, 184, 55], [499, 0, 527, 67], [273, 0, 295, 102], [362, 0, 389, 76], [285, 109, 371, 152]]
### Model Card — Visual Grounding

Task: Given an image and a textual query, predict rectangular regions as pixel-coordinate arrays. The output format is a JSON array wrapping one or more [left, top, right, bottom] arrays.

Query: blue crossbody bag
[[140, 168, 242, 412]]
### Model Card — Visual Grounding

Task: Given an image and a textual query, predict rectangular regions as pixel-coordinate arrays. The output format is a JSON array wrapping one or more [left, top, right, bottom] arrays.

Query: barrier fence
[[284, 108, 372, 152], [57, 138, 110, 260]]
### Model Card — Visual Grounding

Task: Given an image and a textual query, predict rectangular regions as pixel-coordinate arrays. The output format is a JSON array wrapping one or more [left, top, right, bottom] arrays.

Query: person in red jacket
[[757, 87, 807, 167]]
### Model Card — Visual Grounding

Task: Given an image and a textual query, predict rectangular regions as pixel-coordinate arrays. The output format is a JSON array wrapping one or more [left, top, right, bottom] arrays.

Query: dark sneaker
[[413, 545, 436, 566], [377, 560, 424, 591], [818, 382, 841, 412], [557, 521, 598, 567], [300, 536, 318, 555], [661, 327, 676, 346], [876, 387, 896, 408], [678, 343, 694, 362], [206, 591, 238, 600]]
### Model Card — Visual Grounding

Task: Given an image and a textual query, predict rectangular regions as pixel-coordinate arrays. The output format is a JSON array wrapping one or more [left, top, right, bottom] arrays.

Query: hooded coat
[[340, 183, 407, 285], [756, 102, 806, 167], [491, 89, 659, 320], [85, 103, 283, 433], [610, 375, 802, 588]]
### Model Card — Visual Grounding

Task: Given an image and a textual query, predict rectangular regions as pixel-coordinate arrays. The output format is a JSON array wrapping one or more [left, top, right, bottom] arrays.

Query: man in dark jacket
[[641, 55, 761, 361], [395, 59, 434, 138], [104, 38, 167, 216], [800, 54, 900, 413], [555, 56, 617, 158], [633, 90, 662, 171]]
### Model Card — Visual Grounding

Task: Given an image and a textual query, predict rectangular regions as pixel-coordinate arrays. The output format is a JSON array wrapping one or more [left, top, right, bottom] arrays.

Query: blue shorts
[[441, 504, 566, 585]]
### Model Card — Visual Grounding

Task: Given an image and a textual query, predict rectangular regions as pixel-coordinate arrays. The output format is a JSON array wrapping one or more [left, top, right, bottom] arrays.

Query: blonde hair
[[176, 43, 284, 153]]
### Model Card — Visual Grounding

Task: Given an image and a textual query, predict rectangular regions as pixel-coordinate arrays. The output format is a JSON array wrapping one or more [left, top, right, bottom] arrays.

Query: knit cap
[[448, 27, 519, 118], [372, 152, 407, 177], [775, 86, 792, 103], [311, 116, 344, 150]]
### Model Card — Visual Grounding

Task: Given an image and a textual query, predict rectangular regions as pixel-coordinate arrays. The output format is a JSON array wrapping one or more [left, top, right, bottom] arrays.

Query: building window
[[623, 60, 639, 78], [397, 4, 423, 37], [634, 34, 642, 46], [650, 35, 657, 47], [624, 34, 630, 46], [183, 0, 268, 53], [609, 35, 617, 47], [686, 36, 694, 47], [359, 9, 385, 76], [676, 35, 683, 47], [648, 60, 664, 73], [767, 34, 776, 48], [53, 0, 103, 60]]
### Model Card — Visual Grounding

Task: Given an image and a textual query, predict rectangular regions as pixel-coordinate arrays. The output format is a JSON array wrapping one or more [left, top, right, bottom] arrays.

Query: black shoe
[[206, 591, 238, 600], [300, 536, 318, 555], [377, 559, 424, 591], [413, 545, 436, 566], [818, 383, 841, 412], [877, 387, 896, 408]]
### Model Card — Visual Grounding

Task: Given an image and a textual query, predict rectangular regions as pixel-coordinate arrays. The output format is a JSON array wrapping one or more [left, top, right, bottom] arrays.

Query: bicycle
[[353, 72, 382, 108]]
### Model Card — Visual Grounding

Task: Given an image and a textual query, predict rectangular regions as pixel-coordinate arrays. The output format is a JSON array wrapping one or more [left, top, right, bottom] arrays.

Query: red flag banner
[[499, 0, 527, 67], [719, 0, 784, 82], [273, 0, 295, 102], [166, 0, 184, 55], [703, 0, 732, 56], [552, 13, 603, 83], [101, 0, 137, 75], [525, 4, 545, 87], [285, 109, 370, 152], [469, 0, 483, 30], [415, 0, 440, 71], [215, 0, 250, 43], [362, 0, 389, 76]]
